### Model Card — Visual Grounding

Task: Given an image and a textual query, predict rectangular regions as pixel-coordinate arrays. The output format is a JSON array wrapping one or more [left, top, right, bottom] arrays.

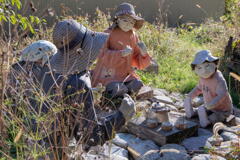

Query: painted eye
[[38, 48, 42, 51]]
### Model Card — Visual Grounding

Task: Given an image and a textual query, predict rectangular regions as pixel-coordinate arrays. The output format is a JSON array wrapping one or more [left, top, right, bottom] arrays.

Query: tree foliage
[[0, 0, 44, 33]]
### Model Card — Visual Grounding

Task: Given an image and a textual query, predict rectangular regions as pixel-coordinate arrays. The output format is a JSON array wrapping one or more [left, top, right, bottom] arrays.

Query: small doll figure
[[184, 50, 233, 128], [92, 2, 151, 98]]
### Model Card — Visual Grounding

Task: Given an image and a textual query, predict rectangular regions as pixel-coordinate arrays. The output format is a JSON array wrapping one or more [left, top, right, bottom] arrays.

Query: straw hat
[[20, 40, 57, 66], [191, 50, 219, 68], [50, 19, 109, 74], [114, 3, 144, 30]]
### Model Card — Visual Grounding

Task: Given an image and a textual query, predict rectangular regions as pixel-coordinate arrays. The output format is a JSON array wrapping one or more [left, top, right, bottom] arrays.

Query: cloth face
[[20, 40, 57, 66], [117, 15, 136, 32], [194, 62, 216, 79]]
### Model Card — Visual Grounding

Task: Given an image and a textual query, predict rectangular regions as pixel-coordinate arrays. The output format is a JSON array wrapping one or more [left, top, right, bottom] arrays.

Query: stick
[[230, 72, 240, 82]]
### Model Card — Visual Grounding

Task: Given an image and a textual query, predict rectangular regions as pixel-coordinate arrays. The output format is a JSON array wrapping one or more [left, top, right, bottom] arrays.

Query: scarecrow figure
[[91, 2, 151, 98], [46, 19, 136, 147], [184, 50, 233, 128], [6, 40, 57, 114]]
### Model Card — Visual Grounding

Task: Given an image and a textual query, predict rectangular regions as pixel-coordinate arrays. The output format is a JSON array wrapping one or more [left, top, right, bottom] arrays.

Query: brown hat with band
[[114, 2, 144, 30]]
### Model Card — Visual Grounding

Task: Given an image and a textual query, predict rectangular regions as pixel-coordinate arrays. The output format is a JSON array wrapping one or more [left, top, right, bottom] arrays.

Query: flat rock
[[173, 101, 184, 109], [182, 136, 212, 152], [136, 86, 154, 100], [127, 138, 160, 160], [82, 144, 128, 160], [103, 143, 128, 160], [165, 104, 178, 111], [198, 128, 213, 137], [160, 144, 190, 160], [135, 100, 151, 112], [112, 133, 136, 149], [113, 133, 161, 160], [153, 88, 168, 96], [152, 95, 174, 105], [191, 154, 226, 160], [220, 131, 238, 141]]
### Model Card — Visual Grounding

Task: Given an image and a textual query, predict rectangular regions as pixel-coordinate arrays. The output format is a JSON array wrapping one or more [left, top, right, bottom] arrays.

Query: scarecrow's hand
[[121, 45, 133, 57], [137, 42, 147, 56]]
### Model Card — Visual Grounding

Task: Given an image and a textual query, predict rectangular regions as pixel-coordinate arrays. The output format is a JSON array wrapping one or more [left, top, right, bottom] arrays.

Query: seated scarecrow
[[184, 50, 233, 128], [6, 40, 57, 116], [91, 3, 151, 100], [44, 19, 136, 148]]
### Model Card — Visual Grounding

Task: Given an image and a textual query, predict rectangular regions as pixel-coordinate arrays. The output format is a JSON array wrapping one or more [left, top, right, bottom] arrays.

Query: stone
[[126, 138, 160, 160], [103, 143, 128, 160], [220, 131, 238, 141], [112, 132, 163, 160], [191, 154, 226, 160], [145, 59, 159, 74], [173, 101, 184, 109], [136, 86, 154, 100], [198, 128, 213, 137], [160, 144, 190, 160], [165, 104, 178, 111], [82, 144, 129, 160], [112, 133, 136, 149], [152, 95, 174, 105], [153, 88, 169, 96], [135, 100, 151, 112], [182, 136, 212, 152]]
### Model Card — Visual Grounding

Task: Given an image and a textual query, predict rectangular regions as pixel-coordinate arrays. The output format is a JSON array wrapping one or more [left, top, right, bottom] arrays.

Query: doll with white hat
[[8, 40, 57, 91], [184, 50, 233, 128], [92, 2, 151, 98]]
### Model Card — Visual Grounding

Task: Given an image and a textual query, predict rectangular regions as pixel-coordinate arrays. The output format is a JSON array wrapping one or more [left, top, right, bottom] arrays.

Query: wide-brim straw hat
[[50, 19, 109, 74], [114, 2, 144, 30]]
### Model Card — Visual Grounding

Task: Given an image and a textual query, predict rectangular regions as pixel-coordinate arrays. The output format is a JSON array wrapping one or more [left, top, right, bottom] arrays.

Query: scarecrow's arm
[[131, 34, 151, 70]]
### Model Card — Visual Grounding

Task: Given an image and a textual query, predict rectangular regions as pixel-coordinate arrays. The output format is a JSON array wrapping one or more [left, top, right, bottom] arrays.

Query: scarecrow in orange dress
[[92, 2, 151, 98]]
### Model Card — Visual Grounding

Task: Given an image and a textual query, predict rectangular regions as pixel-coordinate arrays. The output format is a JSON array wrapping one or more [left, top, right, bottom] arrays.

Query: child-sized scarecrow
[[7, 40, 57, 113], [92, 2, 151, 98], [184, 50, 233, 128]]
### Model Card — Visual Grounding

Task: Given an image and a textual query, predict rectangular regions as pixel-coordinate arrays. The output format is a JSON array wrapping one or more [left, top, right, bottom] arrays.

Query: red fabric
[[92, 28, 151, 87]]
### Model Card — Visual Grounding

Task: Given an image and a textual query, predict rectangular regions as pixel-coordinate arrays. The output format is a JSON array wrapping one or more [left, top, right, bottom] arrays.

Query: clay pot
[[174, 117, 187, 130], [161, 121, 173, 131], [145, 119, 159, 128]]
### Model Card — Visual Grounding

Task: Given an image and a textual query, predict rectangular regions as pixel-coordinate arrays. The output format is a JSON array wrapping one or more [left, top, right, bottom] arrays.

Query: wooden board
[[127, 113, 198, 146]]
